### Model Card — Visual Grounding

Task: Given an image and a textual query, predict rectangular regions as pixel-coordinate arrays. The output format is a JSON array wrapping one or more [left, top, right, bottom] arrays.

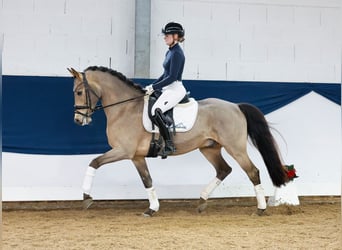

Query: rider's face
[[164, 34, 178, 46]]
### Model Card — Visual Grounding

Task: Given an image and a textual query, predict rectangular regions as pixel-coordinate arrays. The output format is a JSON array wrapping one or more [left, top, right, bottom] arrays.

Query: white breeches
[[151, 81, 186, 116]]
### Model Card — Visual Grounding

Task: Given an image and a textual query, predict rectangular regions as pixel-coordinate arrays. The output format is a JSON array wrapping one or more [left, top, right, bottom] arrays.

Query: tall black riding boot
[[153, 109, 176, 157]]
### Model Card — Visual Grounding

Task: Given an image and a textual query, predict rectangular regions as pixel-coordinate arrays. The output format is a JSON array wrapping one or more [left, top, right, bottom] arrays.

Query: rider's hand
[[144, 84, 154, 95]]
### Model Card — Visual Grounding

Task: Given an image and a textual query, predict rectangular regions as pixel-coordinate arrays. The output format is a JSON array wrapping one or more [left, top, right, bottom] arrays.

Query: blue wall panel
[[3, 75, 340, 154]]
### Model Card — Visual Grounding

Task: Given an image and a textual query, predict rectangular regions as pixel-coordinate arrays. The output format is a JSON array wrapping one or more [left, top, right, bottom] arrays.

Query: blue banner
[[3, 75, 340, 155]]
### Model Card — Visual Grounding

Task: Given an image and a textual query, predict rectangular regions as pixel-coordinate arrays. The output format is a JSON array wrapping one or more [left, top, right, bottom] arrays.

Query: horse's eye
[[76, 91, 83, 96]]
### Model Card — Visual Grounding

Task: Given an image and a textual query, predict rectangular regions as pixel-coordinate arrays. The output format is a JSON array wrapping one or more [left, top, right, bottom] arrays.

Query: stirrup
[[161, 140, 176, 159]]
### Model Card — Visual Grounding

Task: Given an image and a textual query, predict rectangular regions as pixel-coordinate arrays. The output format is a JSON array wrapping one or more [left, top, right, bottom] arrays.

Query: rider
[[144, 22, 187, 156]]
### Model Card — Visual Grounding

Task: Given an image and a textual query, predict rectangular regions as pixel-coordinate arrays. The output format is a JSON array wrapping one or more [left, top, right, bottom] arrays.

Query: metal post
[[134, 0, 151, 78]]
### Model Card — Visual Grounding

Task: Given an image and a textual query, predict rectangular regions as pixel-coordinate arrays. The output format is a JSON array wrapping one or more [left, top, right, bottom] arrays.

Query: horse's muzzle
[[74, 113, 92, 126]]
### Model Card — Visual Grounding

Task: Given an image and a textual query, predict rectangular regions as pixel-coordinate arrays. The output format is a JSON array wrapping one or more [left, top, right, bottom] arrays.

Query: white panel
[[197, 60, 227, 80], [267, 92, 341, 196], [305, 63, 339, 83], [276, 63, 308, 82], [212, 40, 240, 62], [1, 12, 44, 35], [211, 3, 239, 24], [295, 42, 321, 64], [2, 0, 341, 81], [3, 34, 38, 75], [240, 41, 267, 63], [267, 5, 294, 25], [239, 5, 267, 24], [183, 36, 212, 60], [2, 0, 135, 76], [151, 0, 184, 22], [267, 43, 294, 63], [65, 0, 105, 16], [227, 23, 255, 42], [254, 25, 287, 43], [253, 63, 288, 81], [2, 0, 34, 13], [294, 6, 321, 27], [183, 1, 211, 21], [96, 35, 122, 59], [49, 15, 83, 35], [320, 7, 341, 26], [81, 16, 112, 35], [149, 0, 341, 82], [33, 0, 65, 15], [226, 62, 256, 81], [182, 59, 200, 80], [21, 14, 52, 35]]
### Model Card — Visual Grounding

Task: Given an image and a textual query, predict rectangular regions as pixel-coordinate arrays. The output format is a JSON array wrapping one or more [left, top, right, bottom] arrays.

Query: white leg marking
[[254, 184, 267, 209], [146, 187, 159, 211], [200, 177, 222, 200], [82, 167, 96, 195]]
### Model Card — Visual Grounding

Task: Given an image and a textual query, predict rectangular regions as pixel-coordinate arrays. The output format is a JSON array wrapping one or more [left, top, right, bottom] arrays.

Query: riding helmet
[[162, 22, 185, 38]]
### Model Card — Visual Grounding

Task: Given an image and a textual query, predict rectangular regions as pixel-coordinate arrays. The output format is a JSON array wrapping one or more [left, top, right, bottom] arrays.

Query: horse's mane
[[84, 66, 145, 93]]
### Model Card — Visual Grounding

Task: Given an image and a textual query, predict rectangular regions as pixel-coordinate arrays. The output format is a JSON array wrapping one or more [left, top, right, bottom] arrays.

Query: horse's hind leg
[[198, 144, 232, 212], [228, 148, 267, 215]]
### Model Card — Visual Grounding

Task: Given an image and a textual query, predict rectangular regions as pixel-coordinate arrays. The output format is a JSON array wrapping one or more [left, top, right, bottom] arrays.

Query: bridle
[[73, 72, 146, 118]]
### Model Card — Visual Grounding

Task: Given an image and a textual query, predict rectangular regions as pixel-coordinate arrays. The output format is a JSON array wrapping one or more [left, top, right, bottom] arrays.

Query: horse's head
[[67, 68, 101, 126]]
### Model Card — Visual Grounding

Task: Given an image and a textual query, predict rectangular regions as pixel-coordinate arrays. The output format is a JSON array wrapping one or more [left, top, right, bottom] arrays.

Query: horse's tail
[[238, 103, 287, 187]]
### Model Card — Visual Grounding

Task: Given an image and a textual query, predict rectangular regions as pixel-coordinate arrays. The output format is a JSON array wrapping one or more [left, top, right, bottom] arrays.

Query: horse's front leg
[[132, 156, 159, 217], [82, 148, 129, 209]]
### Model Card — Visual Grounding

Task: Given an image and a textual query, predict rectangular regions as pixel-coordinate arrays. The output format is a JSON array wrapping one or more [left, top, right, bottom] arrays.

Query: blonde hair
[[178, 37, 185, 43]]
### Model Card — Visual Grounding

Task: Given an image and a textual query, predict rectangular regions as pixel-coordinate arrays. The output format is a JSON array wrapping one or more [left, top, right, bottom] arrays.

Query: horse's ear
[[67, 67, 82, 80]]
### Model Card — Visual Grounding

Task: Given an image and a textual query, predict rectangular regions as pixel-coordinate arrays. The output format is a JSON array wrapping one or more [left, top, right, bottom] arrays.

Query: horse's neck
[[99, 77, 143, 118]]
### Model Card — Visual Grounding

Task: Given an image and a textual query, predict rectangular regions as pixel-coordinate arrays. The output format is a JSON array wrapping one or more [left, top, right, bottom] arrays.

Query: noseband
[[74, 72, 147, 118]]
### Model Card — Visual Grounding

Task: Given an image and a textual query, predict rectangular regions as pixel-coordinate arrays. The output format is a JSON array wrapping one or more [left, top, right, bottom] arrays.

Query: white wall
[[3, 93, 341, 201], [1, 0, 135, 76], [1, 0, 341, 81], [150, 0, 341, 82]]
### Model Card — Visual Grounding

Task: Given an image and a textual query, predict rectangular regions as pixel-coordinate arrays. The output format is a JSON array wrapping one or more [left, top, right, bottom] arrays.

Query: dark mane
[[84, 66, 145, 93]]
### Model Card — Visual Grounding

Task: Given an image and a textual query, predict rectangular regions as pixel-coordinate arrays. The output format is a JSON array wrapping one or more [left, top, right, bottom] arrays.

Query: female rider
[[144, 22, 187, 156]]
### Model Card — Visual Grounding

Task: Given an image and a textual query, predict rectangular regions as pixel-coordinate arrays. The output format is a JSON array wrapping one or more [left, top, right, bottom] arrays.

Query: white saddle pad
[[143, 96, 198, 133]]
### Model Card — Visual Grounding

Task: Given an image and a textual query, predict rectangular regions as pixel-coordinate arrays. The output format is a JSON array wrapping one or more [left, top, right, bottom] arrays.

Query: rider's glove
[[144, 84, 154, 95]]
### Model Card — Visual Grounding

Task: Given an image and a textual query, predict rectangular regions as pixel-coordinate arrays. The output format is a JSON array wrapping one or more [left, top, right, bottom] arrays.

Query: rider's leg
[[152, 108, 175, 155], [150, 81, 186, 116], [151, 81, 186, 156]]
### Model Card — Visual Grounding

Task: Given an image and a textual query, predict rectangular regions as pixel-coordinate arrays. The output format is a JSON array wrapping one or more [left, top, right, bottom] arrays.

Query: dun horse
[[68, 66, 289, 216]]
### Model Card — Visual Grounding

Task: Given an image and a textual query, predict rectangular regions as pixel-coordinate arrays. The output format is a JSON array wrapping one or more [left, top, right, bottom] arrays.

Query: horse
[[67, 66, 289, 216]]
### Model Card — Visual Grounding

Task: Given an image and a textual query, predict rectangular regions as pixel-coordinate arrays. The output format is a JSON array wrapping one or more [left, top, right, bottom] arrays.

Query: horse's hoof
[[252, 208, 269, 216], [83, 194, 94, 210], [197, 198, 208, 213], [142, 208, 157, 217]]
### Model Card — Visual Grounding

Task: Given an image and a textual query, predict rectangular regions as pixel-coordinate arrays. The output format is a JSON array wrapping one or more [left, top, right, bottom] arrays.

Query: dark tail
[[238, 103, 287, 187]]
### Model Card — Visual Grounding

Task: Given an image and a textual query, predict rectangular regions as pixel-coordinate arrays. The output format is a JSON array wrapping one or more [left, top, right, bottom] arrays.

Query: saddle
[[147, 90, 190, 130], [143, 91, 198, 158], [142, 92, 198, 133]]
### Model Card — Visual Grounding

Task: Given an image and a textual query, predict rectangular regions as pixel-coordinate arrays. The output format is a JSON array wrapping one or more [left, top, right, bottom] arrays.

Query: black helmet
[[162, 22, 184, 38]]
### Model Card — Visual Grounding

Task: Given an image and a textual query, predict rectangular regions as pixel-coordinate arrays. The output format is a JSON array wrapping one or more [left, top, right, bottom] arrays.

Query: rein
[[93, 94, 146, 111], [74, 72, 146, 117]]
